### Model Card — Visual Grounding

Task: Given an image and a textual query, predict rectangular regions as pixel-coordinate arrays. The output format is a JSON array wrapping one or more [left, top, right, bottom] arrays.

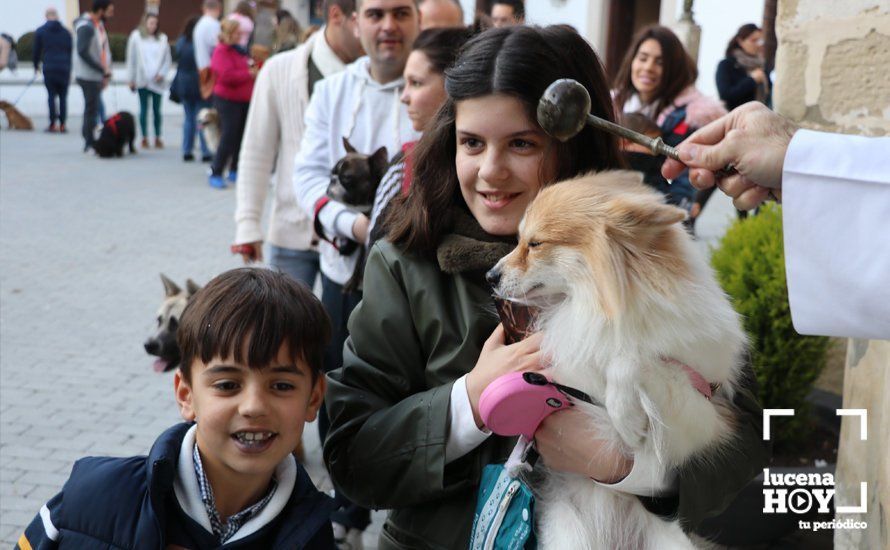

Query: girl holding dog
[[323, 25, 768, 549], [126, 13, 172, 149]]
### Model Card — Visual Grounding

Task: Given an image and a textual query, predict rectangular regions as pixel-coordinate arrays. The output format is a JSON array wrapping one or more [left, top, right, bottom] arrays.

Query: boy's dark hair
[[177, 268, 330, 382], [91, 0, 113, 12], [491, 0, 524, 19]]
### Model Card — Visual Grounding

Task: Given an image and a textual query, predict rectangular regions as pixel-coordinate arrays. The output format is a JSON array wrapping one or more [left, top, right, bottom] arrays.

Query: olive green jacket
[[324, 241, 769, 550]]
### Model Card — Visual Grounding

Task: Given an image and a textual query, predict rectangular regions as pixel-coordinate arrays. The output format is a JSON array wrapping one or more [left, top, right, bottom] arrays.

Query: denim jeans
[[211, 96, 249, 176], [269, 245, 319, 290], [77, 78, 101, 146], [44, 72, 69, 126], [318, 273, 369, 531], [182, 98, 211, 157], [137, 88, 162, 138]]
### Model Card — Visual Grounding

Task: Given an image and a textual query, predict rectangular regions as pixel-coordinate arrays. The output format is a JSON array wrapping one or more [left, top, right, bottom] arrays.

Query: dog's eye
[[168, 317, 178, 331], [157, 316, 163, 326], [527, 241, 542, 248]]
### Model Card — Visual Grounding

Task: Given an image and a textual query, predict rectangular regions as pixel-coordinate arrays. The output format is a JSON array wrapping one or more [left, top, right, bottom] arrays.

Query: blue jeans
[[318, 273, 369, 531], [268, 245, 319, 290], [182, 98, 211, 157]]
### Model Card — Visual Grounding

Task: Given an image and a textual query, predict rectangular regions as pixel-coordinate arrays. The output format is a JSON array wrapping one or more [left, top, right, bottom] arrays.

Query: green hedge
[[710, 204, 829, 450], [15, 31, 35, 63], [108, 33, 127, 62], [18, 31, 128, 64]]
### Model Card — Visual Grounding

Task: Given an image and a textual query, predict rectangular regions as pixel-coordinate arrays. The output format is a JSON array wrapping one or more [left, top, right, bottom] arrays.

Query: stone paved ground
[[0, 116, 390, 546], [0, 114, 736, 546]]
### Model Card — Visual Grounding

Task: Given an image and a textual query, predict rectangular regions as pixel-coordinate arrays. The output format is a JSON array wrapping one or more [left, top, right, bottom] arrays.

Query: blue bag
[[469, 464, 536, 550]]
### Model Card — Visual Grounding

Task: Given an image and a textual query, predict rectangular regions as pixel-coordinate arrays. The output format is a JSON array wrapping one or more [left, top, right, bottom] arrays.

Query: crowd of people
[[24, 1, 867, 549]]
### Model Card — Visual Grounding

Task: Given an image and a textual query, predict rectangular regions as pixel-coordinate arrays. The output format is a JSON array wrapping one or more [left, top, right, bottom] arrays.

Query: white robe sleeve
[[782, 129, 890, 339]]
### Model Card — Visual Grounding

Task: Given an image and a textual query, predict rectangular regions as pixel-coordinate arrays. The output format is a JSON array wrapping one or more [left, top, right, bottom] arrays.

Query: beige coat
[[234, 31, 343, 250]]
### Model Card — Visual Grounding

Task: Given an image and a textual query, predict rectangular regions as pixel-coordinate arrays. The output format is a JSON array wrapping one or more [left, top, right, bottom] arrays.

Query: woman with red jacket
[[208, 15, 256, 189]]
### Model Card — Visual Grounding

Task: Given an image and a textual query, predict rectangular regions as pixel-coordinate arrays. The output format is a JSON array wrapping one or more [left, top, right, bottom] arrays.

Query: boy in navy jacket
[[16, 268, 337, 549]]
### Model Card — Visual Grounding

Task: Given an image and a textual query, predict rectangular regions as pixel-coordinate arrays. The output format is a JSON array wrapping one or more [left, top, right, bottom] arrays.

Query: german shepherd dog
[[144, 274, 201, 372], [93, 112, 136, 158]]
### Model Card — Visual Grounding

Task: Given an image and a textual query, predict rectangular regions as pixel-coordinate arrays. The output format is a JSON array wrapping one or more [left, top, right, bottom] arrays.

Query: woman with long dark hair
[[717, 23, 770, 110], [368, 26, 473, 241], [612, 25, 725, 228], [323, 25, 766, 549], [173, 15, 212, 162]]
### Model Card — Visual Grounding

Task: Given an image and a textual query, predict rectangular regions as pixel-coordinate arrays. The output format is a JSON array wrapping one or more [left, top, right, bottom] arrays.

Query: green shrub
[[710, 203, 829, 450], [109, 33, 128, 62], [15, 31, 35, 64]]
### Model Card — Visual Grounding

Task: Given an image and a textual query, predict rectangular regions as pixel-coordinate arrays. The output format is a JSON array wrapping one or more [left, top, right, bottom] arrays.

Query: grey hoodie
[[73, 12, 112, 81]]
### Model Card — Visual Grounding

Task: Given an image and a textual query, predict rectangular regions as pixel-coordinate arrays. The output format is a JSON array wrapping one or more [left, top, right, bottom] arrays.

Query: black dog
[[317, 137, 388, 292], [93, 111, 136, 158]]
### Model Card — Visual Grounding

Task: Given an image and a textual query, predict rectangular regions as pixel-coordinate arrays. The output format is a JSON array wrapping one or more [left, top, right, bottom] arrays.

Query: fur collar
[[660, 86, 726, 129], [436, 207, 516, 274]]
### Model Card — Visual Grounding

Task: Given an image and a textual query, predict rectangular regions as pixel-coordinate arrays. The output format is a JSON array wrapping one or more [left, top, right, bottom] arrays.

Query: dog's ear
[[369, 146, 389, 181], [342, 137, 357, 154], [185, 279, 202, 297], [160, 273, 181, 297]]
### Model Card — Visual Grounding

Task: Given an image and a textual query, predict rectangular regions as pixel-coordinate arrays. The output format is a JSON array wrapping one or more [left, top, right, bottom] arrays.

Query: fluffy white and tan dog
[[487, 171, 747, 549], [196, 107, 220, 153]]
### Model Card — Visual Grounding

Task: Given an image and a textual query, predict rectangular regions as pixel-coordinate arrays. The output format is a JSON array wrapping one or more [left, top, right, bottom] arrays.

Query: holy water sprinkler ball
[[536, 79, 592, 142]]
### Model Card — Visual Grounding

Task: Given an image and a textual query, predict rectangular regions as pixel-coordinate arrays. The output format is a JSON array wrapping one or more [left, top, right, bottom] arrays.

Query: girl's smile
[[455, 94, 557, 236]]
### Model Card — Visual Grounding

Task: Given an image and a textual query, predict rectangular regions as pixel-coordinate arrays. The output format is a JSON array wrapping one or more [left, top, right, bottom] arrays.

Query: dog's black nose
[[486, 268, 501, 286], [144, 340, 160, 355]]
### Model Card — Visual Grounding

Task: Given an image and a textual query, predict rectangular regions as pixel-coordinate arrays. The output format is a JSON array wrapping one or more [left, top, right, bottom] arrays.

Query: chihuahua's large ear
[[342, 137, 357, 154], [185, 279, 202, 297], [369, 146, 389, 181], [161, 273, 181, 297]]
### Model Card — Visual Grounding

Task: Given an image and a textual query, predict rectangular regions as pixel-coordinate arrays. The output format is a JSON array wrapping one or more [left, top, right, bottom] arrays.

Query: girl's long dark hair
[[612, 25, 697, 117], [386, 25, 623, 255]]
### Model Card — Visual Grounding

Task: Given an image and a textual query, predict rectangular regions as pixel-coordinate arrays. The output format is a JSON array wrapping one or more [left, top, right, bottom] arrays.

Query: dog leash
[[12, 73, 38, 106]]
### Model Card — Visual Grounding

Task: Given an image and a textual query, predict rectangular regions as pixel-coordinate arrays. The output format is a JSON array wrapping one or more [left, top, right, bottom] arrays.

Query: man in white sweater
[[292, 0, 422, 544], [193, 0, 221, 71], [233, 0, 363, 289]]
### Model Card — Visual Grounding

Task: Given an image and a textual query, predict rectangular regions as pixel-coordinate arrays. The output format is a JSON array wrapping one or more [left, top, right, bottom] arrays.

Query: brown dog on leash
[[0, 100, 34, 130]]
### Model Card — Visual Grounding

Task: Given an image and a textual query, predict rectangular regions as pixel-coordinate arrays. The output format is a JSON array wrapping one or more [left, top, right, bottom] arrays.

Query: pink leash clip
[[479, 371, 575, 439]]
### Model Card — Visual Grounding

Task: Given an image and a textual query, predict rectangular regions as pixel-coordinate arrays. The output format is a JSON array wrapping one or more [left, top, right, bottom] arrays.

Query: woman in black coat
[[693, 23, 771, 224], [716, 23, 770, 110], [173, 16, 213, 162]]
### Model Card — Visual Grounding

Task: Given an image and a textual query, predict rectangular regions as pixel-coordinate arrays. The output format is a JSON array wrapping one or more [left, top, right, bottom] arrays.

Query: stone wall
[[774, 2, 889, 548], [774, 0, 890, 135]]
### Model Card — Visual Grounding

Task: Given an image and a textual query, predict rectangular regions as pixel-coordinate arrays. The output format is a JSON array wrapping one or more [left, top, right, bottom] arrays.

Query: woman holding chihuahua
[[208, 16, 256, 189], [126, 13, 171, 149], [323, 25, 768, 549]]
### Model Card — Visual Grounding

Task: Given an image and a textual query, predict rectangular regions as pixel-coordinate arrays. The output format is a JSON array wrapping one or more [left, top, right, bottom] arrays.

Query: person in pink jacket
[[209, 15, 256, 189]]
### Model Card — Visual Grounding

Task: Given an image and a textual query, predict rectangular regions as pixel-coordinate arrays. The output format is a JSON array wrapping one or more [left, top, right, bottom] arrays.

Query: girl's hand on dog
[[534, 407, 634, 483], [466, 325, 545, 428]]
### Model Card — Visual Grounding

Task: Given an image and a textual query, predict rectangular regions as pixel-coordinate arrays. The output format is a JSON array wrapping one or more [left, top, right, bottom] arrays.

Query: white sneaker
[[332, 522, 364, 550]]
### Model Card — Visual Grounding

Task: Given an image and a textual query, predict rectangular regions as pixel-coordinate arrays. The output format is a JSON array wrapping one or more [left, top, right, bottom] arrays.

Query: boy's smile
[[174, 344, 324, 515]]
